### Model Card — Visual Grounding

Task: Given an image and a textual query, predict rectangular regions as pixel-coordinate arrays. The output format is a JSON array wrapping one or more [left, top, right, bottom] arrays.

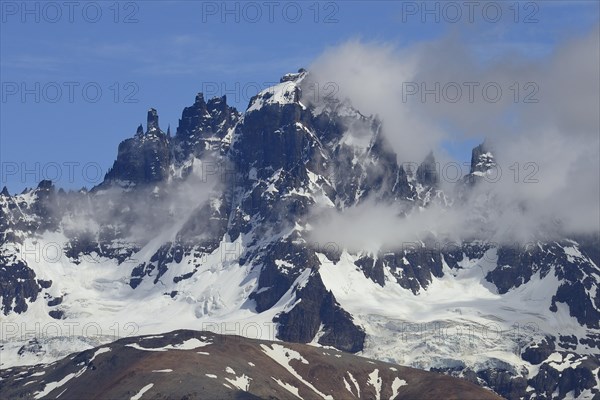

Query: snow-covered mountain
[[1, 70, 599, 399]]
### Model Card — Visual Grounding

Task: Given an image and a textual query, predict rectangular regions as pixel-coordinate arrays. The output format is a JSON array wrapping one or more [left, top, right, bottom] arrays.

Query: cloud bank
[[306, 26, 600, 248]]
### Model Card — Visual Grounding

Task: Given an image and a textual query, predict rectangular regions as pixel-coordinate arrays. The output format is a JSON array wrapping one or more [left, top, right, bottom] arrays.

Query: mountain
[[1, 69, 599, 400], [0, 329, 502, 400]]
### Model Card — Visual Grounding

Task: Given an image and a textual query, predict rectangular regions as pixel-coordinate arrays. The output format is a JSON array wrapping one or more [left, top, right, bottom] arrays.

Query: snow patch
[[346, 371, 360, 397], [368, 369, 382, 400], [89, 347, 111, 362], [126, 338, 210, 352], [260, 344, 332, 399], [33, 367, 86, 399], [273, 377, 303, 399], [390, 377, 408, 399], [130, 383, 154, 400], [225, 374, 252, 391]]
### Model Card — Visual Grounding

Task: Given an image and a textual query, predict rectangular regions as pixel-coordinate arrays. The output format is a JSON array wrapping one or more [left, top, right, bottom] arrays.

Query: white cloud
[[306, 25, 599, 248]]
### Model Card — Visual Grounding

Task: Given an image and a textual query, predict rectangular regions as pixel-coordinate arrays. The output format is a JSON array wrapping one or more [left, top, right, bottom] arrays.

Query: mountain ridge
[[1, 69, 599, 400], [0, 329, 503, 400]]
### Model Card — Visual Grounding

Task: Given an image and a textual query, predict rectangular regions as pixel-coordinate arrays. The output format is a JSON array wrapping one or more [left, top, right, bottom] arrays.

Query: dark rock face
[[527, 357, 600, 400], [470, 142, 495, 174], [102, 109, 171, 186], [553, 280, 600, 329], [440, 352, 600, 400], [487, 244, 554, 294], [147, 108, 160, 132], [47, 295, 63, 307], [487, 241, 600, 329], [276, 270, 365, 352], [477, 369, 528, 400], [49, 309, 65, 319], [416, 151, 439, 187], [458, 141, 497, 189], [388, 245, 445, 293], [354, 256, 386, 286], [30, 180, 60, 232], [0, 258, 41, 315], [0, 182, 61, 315], [233, 104, 312, 179], [103, 134, 170, 184], [173, 94, 240, 162], [249, 241, 318, 313], [317, 283, 366, 352], [130, 242, 184, 288], [522, 337, 556, 365]]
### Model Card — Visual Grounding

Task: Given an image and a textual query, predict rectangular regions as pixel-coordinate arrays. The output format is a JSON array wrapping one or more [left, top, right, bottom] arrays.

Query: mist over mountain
[[1, 27, 599, 400]]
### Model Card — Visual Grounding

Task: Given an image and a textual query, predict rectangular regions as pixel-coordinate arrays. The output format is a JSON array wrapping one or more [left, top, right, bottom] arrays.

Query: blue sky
[[1, 0, 598, 192]]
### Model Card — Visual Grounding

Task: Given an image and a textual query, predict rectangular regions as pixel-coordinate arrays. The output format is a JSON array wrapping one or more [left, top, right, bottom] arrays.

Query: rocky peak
[[207, 94, 223, 105], [100, 110, 171, 188], [195, 92, 206, 105], [1, 186, 9, 197], [147, 108, 160, 133], [416, 151, 439, 187], [459, 142, 497, 188], [28, 180, 59, 231], [173, 93, 238, 163], [36, 179, 54, 191], [177, 95, 203, 133], [100, 93, 240, 186], [280, 68, 307, 83], [470, 142, 495, 175], [246, 70, 307, 113], [175, 93, 211, 139], [207, 95, 227, 114]]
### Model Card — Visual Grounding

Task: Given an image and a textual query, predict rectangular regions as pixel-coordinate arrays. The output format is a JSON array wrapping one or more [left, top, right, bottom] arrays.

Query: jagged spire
[[470, 141, 495, 175], [195, 93, 205, 104], [1, 186, 9, 197], [37, 180, 54, 190], [416, 151, 439, 187], [147, 108, 159, 132]]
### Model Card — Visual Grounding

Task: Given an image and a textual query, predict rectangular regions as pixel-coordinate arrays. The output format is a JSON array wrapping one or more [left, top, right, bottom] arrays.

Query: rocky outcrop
[[276, 270, 365, 352], [102, 109, 171, 186], [172, 94, 240, 162]]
